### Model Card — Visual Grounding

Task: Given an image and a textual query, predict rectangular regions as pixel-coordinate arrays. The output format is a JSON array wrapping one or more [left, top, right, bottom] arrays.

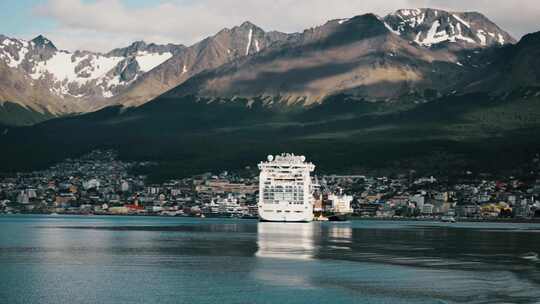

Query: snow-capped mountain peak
[[0, 11, 521, 119], [0, 35, 184, 104], [383, 8, 516, 48]]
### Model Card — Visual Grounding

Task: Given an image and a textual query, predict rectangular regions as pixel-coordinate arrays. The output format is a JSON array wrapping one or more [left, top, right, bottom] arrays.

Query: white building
[[258, 153, 315, 222], [216, 195, 245, 214], [327, 192, 353, 214]]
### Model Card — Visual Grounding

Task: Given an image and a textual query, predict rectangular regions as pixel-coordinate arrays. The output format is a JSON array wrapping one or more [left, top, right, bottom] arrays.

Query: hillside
[[2, 86, 540, 181]]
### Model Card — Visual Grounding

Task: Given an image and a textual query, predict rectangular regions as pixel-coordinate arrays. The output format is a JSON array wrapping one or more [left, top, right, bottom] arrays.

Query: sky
[[1, 0, 539, 52]]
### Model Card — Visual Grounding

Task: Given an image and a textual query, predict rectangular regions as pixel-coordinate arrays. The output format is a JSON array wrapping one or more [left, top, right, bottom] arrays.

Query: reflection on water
[[255, 223, 355, 260], [256, 223, 318, 260], [253, 223, 354, 289], [327, 224, 352, 242], [1, 215, 540, 304]]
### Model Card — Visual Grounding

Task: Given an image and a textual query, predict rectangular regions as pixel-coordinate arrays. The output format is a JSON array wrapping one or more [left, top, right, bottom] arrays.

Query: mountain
[[0, 8, 516, 125], [383, 8, 515, 49], [162, 11, 511, 104], [0, 35, 184, 123], [0, 22, 288, 125], [110, 22, 289, 108], [459, 31, 540, 93], [2, 8, 540, 179], [0, 26, 539, 181]]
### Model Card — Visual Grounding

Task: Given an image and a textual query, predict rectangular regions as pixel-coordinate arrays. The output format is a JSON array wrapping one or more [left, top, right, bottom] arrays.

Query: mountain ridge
[[0, 10, 539, 179], [0, 8, 522, 126], [0, 34, 184, 116], [159, 12, 507, 105]]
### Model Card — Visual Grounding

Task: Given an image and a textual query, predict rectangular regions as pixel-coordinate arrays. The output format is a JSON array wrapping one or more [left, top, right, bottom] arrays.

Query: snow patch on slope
[[6, 45, 28, 68], [384, 22, 401, 35], [135, 51, 172, 72], [31, 52, 123, 84], [422, 21, 448, 45], [0, 39, 29, 68], [452, 14, 470, 28], [416, 20, 476, 46], [454, 23, 475, 44], [477, 30, 487, 46], [246, 29, 253, 56]]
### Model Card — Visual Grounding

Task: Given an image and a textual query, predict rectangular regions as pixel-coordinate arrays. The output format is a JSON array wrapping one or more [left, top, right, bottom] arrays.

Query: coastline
[[2, 212, 540, 224], [348, 216, 540, 224]]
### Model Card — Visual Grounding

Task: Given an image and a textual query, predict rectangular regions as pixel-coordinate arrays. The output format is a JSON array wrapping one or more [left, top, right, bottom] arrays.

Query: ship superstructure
[[258, 153, 315, 222]]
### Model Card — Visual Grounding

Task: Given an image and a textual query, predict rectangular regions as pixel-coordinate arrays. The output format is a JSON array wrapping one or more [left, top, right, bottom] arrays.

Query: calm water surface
[[1, 215, 540, 304]]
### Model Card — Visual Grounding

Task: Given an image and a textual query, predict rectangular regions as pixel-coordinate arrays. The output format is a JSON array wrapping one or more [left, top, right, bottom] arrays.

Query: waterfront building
[[258, 154, 315, 222], [217, 195, 245, 215], [327, 192, 354, 214]]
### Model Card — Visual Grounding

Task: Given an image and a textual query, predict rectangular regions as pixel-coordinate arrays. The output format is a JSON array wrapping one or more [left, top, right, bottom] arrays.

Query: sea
[[1, 215, 540, 304]]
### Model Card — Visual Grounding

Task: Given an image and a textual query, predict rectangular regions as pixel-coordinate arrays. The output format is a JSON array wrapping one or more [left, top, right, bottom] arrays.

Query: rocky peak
[[383, 8, 516, 48], [106, 41, 184, 57], [296, 13, 389, 48], [239, 21, 259, 30], [31, 35, 57, 50], [128, 40, 147, 50], [229, 21, 266, 39], [205, 21, 289, 57]]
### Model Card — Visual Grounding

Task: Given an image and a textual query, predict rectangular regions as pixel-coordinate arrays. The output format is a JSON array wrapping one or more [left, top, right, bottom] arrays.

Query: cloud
[[33, 0, 540, 52]]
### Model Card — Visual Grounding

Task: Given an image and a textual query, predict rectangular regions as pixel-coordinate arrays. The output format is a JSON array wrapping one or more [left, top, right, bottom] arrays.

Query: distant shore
[[349, 216, 540, 224], [2, 212, 540, 224]]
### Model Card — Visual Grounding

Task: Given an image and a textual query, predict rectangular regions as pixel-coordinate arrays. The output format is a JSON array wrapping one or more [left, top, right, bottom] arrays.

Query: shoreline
[[2, 212, 540, 224], [349, 216, 540, 224]]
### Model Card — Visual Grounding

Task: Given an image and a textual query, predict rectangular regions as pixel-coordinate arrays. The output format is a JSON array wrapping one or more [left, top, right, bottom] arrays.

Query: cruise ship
[[258, 153, 316, 222]]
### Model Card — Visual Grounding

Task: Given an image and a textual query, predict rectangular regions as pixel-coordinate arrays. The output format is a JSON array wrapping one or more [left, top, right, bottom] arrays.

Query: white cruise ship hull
[[258, 203, 314, 222], [258, 212, 313, 222]]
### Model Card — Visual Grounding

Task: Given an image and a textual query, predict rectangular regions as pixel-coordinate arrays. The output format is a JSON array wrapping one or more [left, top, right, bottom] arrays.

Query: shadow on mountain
[[229, 61, 365, 94]]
